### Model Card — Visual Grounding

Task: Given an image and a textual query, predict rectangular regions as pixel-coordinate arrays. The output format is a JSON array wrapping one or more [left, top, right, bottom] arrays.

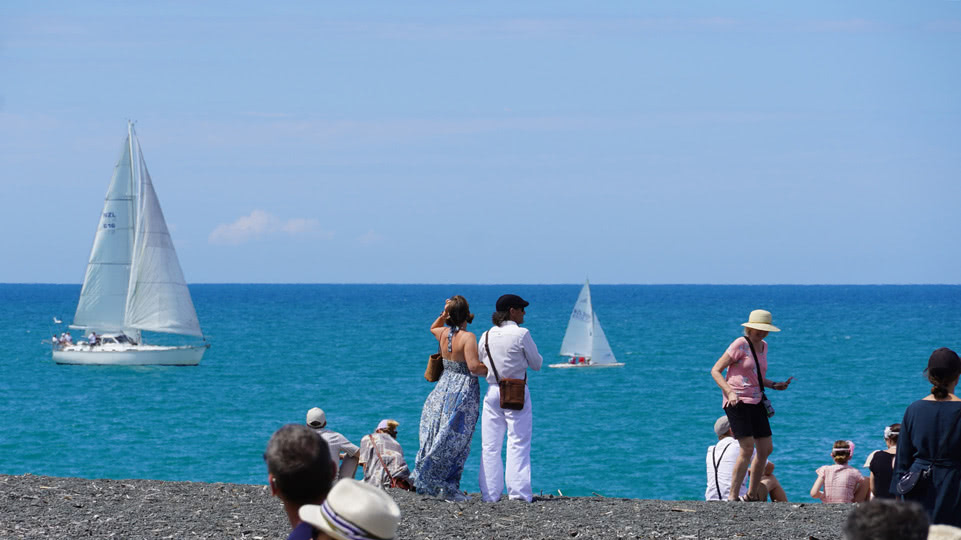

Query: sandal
[[738, 494, 761, 502]]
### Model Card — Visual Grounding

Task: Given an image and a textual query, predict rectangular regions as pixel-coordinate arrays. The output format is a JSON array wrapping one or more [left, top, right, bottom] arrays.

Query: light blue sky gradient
[[2, 2, 959, 283]]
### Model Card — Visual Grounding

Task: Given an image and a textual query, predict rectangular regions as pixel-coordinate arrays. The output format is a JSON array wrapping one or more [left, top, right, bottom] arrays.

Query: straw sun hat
[[741, 309, 780, 332], [299, 479, 401, 540]]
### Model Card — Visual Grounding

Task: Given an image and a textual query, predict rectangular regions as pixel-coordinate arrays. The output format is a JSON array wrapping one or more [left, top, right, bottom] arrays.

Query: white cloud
[[209, 210, 329, 245], [357, 230, 383, 245]]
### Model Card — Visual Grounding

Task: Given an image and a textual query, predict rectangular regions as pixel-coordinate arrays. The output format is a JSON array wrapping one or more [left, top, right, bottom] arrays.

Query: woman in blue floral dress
[[412, 296, 488, 501]]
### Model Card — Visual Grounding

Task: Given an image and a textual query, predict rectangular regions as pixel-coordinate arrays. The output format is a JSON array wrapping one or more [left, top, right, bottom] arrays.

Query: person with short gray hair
[[842, 499, 928, 540], [264, 424, 336, 540]]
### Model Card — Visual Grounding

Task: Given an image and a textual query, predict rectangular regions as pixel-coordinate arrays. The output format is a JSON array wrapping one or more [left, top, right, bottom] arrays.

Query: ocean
[[2, 284, 958, 501]]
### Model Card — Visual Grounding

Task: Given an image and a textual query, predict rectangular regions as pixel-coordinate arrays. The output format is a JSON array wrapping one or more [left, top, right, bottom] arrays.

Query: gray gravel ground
[[0, 474, 850, 539]]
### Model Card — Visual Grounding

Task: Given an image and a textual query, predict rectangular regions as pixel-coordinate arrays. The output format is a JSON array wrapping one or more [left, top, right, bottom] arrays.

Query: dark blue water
[[2, 284, 958, 500]]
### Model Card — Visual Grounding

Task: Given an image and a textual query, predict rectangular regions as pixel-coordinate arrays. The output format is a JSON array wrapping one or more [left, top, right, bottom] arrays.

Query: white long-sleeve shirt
[[478, 321, 542, 384]]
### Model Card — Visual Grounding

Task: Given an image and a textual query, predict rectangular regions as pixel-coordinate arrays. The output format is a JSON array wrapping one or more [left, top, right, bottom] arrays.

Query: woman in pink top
[[810, 440, 869, 503], [710, 309, 795, 501]]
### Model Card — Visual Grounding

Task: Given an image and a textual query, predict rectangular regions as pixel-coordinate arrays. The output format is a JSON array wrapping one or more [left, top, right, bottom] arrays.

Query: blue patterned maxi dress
[[412, 357, 481, 498]]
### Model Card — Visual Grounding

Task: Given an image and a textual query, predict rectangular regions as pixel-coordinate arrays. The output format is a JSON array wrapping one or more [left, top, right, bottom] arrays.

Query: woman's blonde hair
[[832, 440, 853, 464]]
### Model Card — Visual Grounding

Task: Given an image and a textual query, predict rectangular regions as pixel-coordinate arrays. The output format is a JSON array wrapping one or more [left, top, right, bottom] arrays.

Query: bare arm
[[854, 474, 870, 502], [710, 353, 740, 405], [463, 333, 487, 376], [810, 475, 824, 500], [430, 300, 451, 340], [767, 376, 795, 391]]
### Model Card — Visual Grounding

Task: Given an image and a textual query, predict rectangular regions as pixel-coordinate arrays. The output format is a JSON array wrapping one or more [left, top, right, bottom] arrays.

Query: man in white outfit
[[478, 293, 543, 502], [706, 416, 786, 501], [306, 407, 360, 481]]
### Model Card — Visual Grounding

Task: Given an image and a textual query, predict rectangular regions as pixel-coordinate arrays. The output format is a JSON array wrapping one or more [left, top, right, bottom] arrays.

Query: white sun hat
[[741, 309, 780, 332], [306, 407, 327, 428], [299, 479, 401, 540]]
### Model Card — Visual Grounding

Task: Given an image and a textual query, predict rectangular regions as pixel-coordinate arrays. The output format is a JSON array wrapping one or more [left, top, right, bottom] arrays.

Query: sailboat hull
[[548, 362, 625, 369], [53, 345, 207, 366]]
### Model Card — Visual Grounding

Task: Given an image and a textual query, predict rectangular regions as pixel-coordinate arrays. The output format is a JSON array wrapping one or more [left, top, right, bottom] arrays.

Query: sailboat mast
[[123, 122, 141, 337]]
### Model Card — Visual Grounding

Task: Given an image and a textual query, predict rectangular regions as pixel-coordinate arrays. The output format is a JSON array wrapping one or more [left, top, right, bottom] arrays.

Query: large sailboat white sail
[[52, 123, 208, 366], [549, 280, 623, 369]]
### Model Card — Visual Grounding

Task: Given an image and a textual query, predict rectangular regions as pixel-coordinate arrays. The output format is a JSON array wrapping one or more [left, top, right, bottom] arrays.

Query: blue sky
[[2, 1, 959, 284]]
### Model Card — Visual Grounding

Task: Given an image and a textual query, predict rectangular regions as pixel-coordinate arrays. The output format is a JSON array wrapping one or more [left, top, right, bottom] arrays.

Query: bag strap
[[743, 337, 768, 399], [484, 332, 501, 383], [712, 442, 731, 499], [369, 433, 395, 484]]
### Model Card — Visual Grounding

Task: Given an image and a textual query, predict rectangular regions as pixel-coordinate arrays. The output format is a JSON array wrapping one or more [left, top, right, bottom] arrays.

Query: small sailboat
[[53, 123, 208, 366], [549, 280, 623, 369]]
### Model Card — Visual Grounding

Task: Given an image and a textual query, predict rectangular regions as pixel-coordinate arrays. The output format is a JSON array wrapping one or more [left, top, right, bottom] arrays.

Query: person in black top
[[892, 348, 961, 526], [864, 423, 900, 499]]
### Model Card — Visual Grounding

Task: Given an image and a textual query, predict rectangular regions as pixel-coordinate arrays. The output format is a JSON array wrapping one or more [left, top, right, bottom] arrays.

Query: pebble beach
[[1, 474, 851, 539]]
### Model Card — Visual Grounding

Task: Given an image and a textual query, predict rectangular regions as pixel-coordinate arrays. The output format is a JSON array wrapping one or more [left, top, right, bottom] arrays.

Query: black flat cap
[[496, 294, 529, 312]]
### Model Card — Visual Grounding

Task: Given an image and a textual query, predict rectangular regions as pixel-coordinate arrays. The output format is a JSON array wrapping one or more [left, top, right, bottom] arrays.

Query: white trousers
[[479, 384, 533, 502]]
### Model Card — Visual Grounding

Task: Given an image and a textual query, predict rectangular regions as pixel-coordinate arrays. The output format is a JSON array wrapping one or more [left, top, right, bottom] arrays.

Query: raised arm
[[430, 300, 451, 340]]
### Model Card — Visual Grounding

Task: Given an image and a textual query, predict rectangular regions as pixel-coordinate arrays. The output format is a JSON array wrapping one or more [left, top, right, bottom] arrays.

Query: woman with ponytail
[[892, 347, 961, 526], [412, 296, 487, 501], [810, 440, 869, 503]]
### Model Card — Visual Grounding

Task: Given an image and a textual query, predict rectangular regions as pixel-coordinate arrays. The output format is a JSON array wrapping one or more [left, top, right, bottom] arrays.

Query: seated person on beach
[[811, 440, 869, 503], [298, 479, 401, 540], [706, 416, 787, 501], [359, 419, 412, 490], [306, 407, 360, 481], [842, 499, 929, 540], [264, 424, 336, 540], [862, 423, 899, 499]]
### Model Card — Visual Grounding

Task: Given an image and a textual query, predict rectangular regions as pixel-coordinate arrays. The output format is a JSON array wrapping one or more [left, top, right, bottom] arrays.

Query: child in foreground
[[810, 440, 869, 503]]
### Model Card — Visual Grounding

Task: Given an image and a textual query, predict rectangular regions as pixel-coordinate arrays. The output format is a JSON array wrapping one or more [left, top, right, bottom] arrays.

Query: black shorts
[[724, 402, 772, 440]]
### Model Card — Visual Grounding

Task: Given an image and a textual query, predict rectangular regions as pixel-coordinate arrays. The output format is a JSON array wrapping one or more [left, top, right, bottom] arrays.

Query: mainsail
[[560, 281, 593, 357], [72, 134, 136, 332]]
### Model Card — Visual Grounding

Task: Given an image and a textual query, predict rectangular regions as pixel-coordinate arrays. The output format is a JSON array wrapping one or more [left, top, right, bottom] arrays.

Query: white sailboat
[[53, 123, 208, 366], [549, 280, 623, 369]]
